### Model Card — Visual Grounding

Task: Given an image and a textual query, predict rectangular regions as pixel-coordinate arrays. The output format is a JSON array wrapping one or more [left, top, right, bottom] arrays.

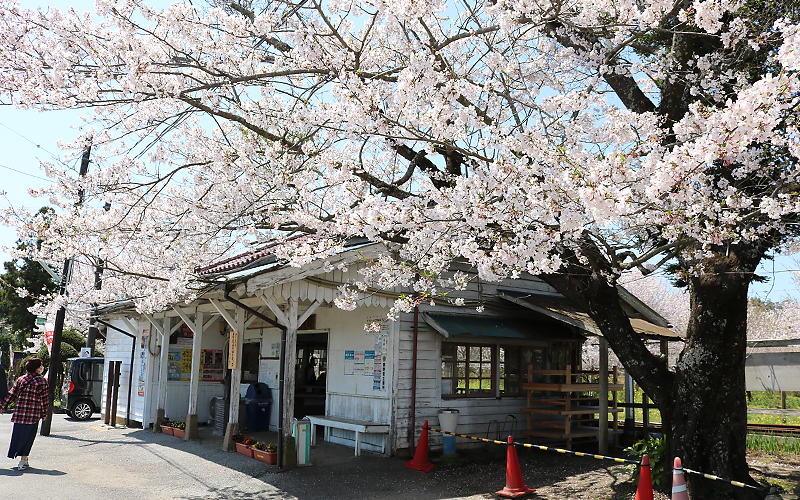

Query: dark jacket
[[0, 363, 7, 402]]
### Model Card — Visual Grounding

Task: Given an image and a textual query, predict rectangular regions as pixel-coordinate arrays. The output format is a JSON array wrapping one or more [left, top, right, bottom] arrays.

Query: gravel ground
[[0, 413, 797, 499]]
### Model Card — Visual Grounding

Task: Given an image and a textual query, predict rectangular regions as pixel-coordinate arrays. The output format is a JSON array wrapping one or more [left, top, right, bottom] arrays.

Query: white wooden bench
[[306, 415, 390, 456]]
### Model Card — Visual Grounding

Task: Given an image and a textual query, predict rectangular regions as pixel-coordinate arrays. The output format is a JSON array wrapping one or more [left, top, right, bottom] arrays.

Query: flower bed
[[251, 442, 278, 465]]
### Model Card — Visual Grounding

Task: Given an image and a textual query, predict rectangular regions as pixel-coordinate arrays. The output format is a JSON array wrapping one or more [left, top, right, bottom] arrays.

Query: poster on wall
[[141, 328, 149, 349], [181, 348, 193, 381], [137, 350, 147, 396], [354, 350, 365, 375], [364, 350, 375, 377], [168, 349, 182, 381], [201, 350, 224, 381], [367, 317, 389, 391], [344, 350, 354, 375]]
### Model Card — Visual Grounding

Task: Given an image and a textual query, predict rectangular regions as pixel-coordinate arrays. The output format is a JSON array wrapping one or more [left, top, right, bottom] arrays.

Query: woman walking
[[0, 358, 49, 470]]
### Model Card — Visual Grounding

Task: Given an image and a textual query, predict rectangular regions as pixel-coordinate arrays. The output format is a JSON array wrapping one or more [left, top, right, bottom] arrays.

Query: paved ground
[[0, 413, 650, 499]]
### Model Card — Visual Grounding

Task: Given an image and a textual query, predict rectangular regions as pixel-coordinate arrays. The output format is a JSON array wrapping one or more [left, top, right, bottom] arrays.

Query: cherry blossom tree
[[1, 0, 799, 495]]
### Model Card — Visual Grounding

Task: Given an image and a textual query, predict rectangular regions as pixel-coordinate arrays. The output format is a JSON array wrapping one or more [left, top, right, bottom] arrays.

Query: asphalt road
[[0, 413, 642, 499], [0, 413, 519, 500]]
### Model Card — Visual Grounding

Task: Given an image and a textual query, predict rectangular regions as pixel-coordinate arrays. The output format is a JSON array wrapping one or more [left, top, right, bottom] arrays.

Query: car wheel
[[71, 401, 93, 420]]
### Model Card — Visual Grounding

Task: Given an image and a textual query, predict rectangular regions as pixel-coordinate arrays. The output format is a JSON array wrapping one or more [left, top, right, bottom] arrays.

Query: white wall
[[100, 319, 136, 424], [746, 352, 800, 391], [104, 315, 228, 426], [392, 272, 565, 453]]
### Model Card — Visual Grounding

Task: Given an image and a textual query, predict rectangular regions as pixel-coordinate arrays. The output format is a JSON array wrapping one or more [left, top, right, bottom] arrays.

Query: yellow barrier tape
[[425, 426, 639, 466], [679, 468, 766, 493]]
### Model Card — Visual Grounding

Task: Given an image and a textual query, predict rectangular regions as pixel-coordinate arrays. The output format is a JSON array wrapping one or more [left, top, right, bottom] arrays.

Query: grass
[[626, 390, 800, 426], [746, 433, 800, 455], [748, 391, 800, 409]]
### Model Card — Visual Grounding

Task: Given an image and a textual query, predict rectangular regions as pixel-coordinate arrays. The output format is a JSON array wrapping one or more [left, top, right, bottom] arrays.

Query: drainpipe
[[96, 319, 136, 426], [409, 302, 419, 455], [223, 286, 288, 468]]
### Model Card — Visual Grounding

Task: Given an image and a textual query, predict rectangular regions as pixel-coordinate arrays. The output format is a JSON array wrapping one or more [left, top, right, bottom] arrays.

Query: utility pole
[[41, 144, 91, 436], [86, 200, 111, 356]]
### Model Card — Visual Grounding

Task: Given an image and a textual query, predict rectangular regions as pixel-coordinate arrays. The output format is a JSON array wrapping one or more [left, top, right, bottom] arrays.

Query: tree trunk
[[667, 250, 762, 499], [542, 239, 765, 499]]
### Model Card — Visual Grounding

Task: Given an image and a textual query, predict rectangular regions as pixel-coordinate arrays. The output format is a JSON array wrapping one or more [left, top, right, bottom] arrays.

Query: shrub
[[625, 435, 667, 486]]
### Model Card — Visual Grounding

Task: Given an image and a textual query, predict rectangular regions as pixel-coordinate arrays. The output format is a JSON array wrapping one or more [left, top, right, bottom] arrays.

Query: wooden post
[[154, 316, 170, 430], [598, 338, 608, 455], [174, 307, 204, 440], [282, 298, 299, 468], [104, 361, 114, 425], [642, 386, 650, 439], [227, 308, 245, 450], [110, 361, 121, 426], [612, 366, 619, 450], [624, 371, 634, 432]]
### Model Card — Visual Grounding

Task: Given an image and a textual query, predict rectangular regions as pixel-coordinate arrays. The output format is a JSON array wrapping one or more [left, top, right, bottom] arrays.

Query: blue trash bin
[[245, 383, 272, 432]]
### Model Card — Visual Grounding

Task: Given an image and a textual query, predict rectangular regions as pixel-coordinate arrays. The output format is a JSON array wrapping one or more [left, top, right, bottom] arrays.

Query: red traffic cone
[[496, 436, 536, 498], [405, 420, 435, 473], [635, 454, 654, 500], [672, 457, 689, 500]]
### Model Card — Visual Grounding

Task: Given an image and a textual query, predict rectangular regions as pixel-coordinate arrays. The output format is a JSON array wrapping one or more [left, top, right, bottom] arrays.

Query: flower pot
[[235, 442, 254, 458], [252, 449, 278, 465], [161, 425, 174, 436], [172, 428, 186, 439]]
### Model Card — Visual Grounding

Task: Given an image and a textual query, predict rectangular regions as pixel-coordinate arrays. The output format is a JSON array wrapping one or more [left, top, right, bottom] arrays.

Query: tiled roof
[[195, 234, 317, 276]]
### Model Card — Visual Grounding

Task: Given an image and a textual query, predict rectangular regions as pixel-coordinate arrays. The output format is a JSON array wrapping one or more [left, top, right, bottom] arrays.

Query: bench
[[306, 415, 390, 456]]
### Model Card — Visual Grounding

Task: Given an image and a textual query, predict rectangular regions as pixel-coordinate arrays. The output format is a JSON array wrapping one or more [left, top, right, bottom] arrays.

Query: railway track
[[747, 423, 800, 436]]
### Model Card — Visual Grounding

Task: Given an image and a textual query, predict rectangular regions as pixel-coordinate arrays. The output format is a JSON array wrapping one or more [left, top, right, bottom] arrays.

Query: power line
[[0, 162, 53, 183], [0, 121, 61, 160]]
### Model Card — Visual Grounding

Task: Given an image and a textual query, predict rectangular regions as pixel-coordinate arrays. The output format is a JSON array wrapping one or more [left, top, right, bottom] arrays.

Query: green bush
[[61, 329, 87, 353], [37, 342, 80, 368], [625, 435, 667, 486]]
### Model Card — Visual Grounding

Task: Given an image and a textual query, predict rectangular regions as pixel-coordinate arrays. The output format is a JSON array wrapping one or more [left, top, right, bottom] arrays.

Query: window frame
[[442, 340, 573, 399]]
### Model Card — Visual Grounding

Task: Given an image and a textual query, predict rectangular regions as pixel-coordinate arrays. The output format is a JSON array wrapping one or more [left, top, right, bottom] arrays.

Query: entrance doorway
[[295, 332, 328, 418]]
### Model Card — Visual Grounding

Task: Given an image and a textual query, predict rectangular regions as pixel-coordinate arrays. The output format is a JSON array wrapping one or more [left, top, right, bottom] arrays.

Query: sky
[[1, 1, 798, 303]]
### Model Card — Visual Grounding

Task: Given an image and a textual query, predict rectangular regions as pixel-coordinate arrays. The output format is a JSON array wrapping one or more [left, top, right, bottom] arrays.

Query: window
[[442, 343, 549, 398], [441, 343, 493, 396], [241, 342, 260, 384]]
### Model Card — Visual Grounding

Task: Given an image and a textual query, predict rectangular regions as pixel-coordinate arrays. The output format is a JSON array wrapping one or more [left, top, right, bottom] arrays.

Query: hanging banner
[[44, 323, 54, 354], [228, 330, 239, 369]]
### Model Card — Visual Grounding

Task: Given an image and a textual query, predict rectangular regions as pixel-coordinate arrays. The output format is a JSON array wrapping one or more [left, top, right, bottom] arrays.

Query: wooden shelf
[[522, 382, 623, 392], [522, 426, 624, 440], [522, 405, 623, 416], [522, 364, 620, 451]]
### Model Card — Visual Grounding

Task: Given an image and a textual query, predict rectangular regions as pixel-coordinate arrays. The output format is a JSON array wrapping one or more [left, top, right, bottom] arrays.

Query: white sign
[[80, 347, 92, 358], [45, 323, 55, 354]]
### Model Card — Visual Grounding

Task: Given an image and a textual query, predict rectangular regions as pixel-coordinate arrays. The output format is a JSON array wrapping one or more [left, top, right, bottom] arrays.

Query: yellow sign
[[228, 330, 239, 369]]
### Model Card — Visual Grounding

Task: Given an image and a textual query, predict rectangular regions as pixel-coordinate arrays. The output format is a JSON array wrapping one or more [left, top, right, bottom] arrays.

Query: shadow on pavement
[[0, 467, 66, 476]]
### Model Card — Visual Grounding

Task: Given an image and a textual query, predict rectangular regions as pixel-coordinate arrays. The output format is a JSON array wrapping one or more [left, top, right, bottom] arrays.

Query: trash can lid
[[437, 408, 459, 414], [245, 382, 273, 401]]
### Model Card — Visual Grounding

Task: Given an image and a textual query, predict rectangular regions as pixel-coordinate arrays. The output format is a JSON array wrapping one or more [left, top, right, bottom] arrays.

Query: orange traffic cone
[[635, 454, 654, 500], [672, 457, 689, 500], [496, 436, 536, 498], [405, 420, 435, 473]]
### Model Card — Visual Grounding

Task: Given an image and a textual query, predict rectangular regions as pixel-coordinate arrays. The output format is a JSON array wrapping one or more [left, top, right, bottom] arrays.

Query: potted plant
[[171, 421, 186, 439], [160, 418, 174, 436], [232, 434, 253, 457], [251, 441, 278, 465]]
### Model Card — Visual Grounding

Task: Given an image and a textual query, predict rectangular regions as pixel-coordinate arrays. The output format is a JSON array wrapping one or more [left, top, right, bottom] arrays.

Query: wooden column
[[282, 298, 299, 467], [598, 337, 609, 455], [175, 307, 204, 440], [211, 299, 246, 452], [154, 316, 170, 430], [260, 295, 322, 468]]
